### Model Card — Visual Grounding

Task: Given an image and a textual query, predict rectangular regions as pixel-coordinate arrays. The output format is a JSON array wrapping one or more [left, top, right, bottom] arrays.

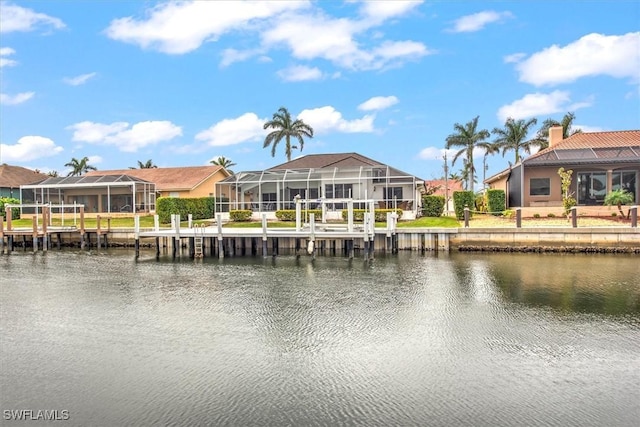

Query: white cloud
[[0, 47, 17, 67], [87, 155, 103, 165], [220, 48, 261, 67], [503, 52, 525, 64], [0, 91, 34, 105], [63, 72, 97, 86], [497, 90, 592, 121], [277, 65, 324, 82], [0, 136, 63, 162], [516, 32, 640, 86], [67, 120, 182, 152], [359, 0, 422, 23], [298, 106, 374, 134], [0, 2, 65, 33], [195, 113, 267, 147], [573, 125, 606, 133], [105, 1, 308, 54], [358, 95, 399, 111], [449, 11, 513, 33], [262, 13, 432, 71]]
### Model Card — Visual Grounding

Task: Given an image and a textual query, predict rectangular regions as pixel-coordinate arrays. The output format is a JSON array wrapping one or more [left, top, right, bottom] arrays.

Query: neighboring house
[[86, 165, 230, 198], [20, 165, 230, 214], [423, 179, 465, 214], [485, 127, 640, 208], [0, 164, 48, 199], [216, 153, 424, 220]]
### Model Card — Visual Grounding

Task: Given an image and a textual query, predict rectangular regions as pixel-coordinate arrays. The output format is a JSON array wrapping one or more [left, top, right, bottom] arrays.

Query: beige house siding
[[159, 169, 228, 198]]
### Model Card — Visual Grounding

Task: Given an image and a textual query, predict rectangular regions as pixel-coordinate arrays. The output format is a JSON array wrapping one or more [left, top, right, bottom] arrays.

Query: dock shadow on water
[[1, 250, 639, 426]]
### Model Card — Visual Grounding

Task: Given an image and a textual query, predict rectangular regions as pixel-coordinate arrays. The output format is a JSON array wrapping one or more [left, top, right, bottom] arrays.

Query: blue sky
[[1, 0, 639, 181]]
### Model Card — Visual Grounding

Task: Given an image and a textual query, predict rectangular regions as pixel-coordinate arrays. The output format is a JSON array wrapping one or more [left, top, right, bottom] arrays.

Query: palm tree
[[535, 112, 583, 150], [477, 140, 500, 187], [263, 107, 314, 162], [65, 156, 97, 176], [445, 116, 490, 193], [210, 156, 237, 174], [47, 170, 59, 177], [130, 159, 157, 169], [604, 189, 635, 219], [492, 117, 539, 164]]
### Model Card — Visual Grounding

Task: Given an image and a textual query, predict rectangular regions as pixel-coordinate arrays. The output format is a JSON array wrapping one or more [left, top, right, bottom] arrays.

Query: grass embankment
[[6, 214, 625, 229]]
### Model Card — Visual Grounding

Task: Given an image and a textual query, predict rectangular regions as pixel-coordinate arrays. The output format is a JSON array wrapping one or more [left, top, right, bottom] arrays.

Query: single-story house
[[0, 164, 48, 199], [485, 127, 639, 208], [215, 153, 424, 220], [21, 165, 230, 214], [423, 178, 465, 214]]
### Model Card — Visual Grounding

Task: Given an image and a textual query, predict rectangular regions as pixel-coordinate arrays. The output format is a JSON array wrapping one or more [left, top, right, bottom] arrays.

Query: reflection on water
[[0, 250, 639, 426]]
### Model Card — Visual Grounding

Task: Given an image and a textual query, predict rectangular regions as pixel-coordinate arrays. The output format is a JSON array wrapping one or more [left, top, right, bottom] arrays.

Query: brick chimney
[[548, 125, 564, 148]]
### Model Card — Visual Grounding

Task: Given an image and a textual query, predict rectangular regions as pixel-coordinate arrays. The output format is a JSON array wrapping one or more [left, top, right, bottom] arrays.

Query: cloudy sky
[[1, 0, 638, 179]]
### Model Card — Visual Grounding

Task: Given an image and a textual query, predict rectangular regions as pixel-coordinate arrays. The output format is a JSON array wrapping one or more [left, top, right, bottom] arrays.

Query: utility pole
[[444, 152, 449, 216]]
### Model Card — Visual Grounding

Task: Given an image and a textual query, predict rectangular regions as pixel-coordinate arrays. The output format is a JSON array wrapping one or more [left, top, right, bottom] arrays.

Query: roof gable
[[85, 165, 228, 191], [0, 164, 49, 188]]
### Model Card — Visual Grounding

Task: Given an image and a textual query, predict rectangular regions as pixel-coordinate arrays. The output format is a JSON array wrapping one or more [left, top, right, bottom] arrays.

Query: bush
[[341, 208, 402, 222], [503, 209, 515, 219], [533, 213, 541, 218], [275, 209, 322, 222], [422, 195, 445, 217], [230, 210, 252, 221], [453, 191, 475, 220], [0, 197, 21, 220], [156, 197, 215, 224], [611, 212, 617, 217], [475, 193, 487, 213], [547, 213, 556, 218], [486, 189, 505, 216]]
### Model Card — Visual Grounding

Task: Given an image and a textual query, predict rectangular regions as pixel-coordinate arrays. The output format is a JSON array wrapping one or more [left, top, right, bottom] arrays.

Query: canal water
[[1, 250, 638, 426]]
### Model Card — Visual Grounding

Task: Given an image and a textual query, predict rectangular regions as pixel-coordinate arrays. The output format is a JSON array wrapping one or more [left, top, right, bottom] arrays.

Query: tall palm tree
[[445, 116, 490, 193], [535, 112, 582, 150], [210, 156, 237, 174], [263, 107, 314, 162], [492, 117, 539, 164], [47, 170, 59, 177], [65, 156, 97, 176], [477, 140, 500, 187], [130, 159, 157, 169]]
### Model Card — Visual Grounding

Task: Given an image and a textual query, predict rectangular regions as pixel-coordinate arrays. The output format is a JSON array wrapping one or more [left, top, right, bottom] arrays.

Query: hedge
[[275, 209, 322, 221], [156, 197, 216, 224], [341, 208, 402, 222], [453, 191, 475, 220], [422, 195, 445, 217], [487, 189, 505, 216], [230, 210, 252, 222], [0, 197, 20, 220]]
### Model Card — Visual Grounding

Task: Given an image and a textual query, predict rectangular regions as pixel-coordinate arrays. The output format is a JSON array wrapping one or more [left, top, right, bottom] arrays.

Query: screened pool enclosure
[[215, 166, 423, 219]]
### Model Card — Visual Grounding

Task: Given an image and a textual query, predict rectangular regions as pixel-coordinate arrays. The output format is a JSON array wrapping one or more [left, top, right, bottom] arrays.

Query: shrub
[[275, 209, 322, 222], [547, 213, 556, 218], [230, 210, 252, 222], [422, 195, 445, 217], [475, 193, 487, 213], [453, 191, 475, 220], [341, 208, 402, 222], [156, 197, 215, 224], [0, 197, 21, 220], [486, 189, 505, 216], [502, 209, 515, 219], [611, 212, 617, 217], [533, 213, 541, 218]]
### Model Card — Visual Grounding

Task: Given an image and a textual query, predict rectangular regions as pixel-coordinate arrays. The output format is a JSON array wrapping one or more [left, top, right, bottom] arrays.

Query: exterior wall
[[159, 169, 228, 198]]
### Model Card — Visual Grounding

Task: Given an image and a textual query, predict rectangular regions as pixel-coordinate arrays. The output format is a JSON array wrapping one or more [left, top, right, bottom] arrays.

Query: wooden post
[[571, 206, 578, 228], [261, 213, 268, 257], [96, 215, 102, 248], [516, 208, 522, 228], [42, 206, 49, 251], [6, 206, 12, 231], [32, 215, 38, 253], [630, 206, 637, 228], [134, 215, 140, 259], [216, 213, 224, 259], [1, 213, 4, 253], [309, 213, 315, 260], [80, 206, 86, 249], [464, 207, 470, 228], [155, 237, 160, 257], [347, 200, 354, 233]]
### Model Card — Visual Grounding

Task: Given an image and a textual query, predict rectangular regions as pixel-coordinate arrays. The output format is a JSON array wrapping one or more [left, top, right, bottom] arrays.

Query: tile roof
[[524, 130, 640, 166], [85, 165, 228, 191], [0, 164, 48, 188]]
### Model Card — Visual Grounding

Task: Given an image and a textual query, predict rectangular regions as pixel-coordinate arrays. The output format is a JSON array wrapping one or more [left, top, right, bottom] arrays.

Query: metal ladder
[[194, 224, 205, 258]]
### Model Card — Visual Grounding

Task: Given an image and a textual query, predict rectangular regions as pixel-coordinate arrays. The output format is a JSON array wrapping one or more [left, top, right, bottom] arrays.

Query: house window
[[385, 187, 403, 202], [325, 184, 353, 209], [530, 178, 550, 196], [261, 192, 277, 211], [612, 171, 637, 201], [577, 172, 606, 204]]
